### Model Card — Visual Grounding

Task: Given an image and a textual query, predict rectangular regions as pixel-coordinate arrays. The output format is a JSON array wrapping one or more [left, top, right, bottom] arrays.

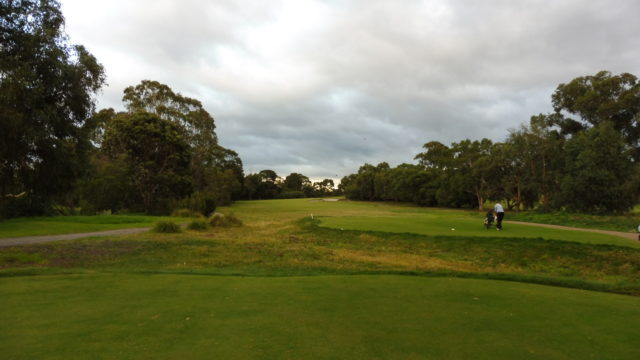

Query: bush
[[153, 221, 181, 233], [209, 212, 243, 227], [171, 208, 200, 218], [79, 199, 96, 216], [187, 219, 208, 231], [174, 191, 217, 217], [0, 194, 52, 219]]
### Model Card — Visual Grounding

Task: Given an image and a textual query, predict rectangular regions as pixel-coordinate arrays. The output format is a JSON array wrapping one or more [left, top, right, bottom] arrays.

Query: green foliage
[[174, 191, 217, 217], [0, 0, 105, 216], [242, 170, 282, 200], [283, 173, 310, 192], [123, 80, 218, 149], [552, 71, 640, 158], [152, 221, 181, 233], [505, 115, 565, 210], [122, 80, 244, 204], [0, 194, 53, 219], [171, 208, 200, 218], [557, 122, 636, 213], [77, 154, 136, 214], [102, 112, 192, 214], [186, 219, 208, 231], [209, 212, 243, 227]]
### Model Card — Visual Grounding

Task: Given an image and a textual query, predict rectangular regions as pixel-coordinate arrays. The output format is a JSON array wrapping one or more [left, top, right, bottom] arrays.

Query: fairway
[[319, 213, 640, 248], [2, 274, 639, 360]]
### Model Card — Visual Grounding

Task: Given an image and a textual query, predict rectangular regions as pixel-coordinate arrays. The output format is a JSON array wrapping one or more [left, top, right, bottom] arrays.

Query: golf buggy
[[484, 210, 495, 229]]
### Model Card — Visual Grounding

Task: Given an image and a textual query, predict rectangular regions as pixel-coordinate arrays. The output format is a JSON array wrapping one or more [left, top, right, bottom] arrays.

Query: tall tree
[[284, 173, 311, 192], [551, 71, 640, 158], [0, 0, 105, 215], [102, 112, 192, 213], [507, 115, 564, 210], [414, 141, 451, 170], [121, 80, 244, 202], [448, 139, 496, 210], [122, 80, 218, 149], [558, 122, 636, 214]]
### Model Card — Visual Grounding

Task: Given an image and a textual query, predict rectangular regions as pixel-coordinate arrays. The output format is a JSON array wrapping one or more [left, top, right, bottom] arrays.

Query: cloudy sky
[[60, 0, 640, 181]]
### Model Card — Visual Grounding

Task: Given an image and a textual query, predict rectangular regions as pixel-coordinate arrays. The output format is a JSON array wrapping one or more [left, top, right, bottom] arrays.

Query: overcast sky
[[60, 0, 640, 181]]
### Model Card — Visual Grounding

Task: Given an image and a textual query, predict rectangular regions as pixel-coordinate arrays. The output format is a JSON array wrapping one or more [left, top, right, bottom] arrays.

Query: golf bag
[[484, 211, 495, 229]]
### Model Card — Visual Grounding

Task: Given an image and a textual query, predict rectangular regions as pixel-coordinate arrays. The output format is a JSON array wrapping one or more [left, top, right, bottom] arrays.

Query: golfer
[[494, 203, 505, 230]]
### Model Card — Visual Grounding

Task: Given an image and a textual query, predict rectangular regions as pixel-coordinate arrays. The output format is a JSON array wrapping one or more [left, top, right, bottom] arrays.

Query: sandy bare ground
[[506, 221, 639, 241], [0, 227, 150, 248]]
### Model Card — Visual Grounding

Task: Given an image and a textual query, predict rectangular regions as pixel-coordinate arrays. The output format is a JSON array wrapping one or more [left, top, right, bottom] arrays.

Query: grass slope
[[2, 274, 639, 360]]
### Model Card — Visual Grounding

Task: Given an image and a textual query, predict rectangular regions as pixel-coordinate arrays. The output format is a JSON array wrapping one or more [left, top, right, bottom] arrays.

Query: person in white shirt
[[494, 203, 505, 230]]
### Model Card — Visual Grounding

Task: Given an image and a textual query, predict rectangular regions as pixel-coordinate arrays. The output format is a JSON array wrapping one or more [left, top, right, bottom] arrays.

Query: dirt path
[[0, 227, 151, 247], [506, 221, 639, 241]]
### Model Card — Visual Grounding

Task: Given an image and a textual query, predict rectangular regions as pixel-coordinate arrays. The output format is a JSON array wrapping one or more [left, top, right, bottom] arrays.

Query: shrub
[[209, 212, 243, 227], [187, 219, 208, 231], [79, 199, 97, 216], [0, 194, 52, 219], [171, 208, 200, 217], [173, 191, 217, 217], [153, 221, 181, 233]]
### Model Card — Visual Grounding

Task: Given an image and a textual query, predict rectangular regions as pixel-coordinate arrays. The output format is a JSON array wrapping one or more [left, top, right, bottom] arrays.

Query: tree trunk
[[476, 187, 483, 211]]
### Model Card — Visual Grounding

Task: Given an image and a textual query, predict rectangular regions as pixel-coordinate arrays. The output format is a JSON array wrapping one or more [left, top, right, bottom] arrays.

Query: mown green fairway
[[2, 273, 639, 360], [229, 199, 640, 248], [0, 215, 190, 238], [319, 212, 640, 248]]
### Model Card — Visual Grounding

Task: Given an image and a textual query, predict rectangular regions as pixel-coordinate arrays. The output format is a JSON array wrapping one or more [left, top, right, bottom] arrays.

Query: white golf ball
[[451, 228, 455, 231]]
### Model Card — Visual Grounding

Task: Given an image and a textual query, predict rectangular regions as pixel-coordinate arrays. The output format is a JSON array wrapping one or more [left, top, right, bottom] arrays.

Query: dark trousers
[[496, 212, 504, 229]]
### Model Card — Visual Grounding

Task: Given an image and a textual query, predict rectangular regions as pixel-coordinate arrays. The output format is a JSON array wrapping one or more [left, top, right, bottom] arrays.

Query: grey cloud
[[61, 0, 640, 180]]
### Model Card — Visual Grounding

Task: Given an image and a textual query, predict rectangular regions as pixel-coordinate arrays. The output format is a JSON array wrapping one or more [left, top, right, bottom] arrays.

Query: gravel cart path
[[0, 227, 151, 247], [506, 221, 638, 241]]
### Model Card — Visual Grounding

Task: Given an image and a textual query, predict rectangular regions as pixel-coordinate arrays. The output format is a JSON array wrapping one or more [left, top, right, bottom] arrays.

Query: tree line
[[1, 0, 338, 218], [340, 71, 640, 214], [243, 170, 340, 200]]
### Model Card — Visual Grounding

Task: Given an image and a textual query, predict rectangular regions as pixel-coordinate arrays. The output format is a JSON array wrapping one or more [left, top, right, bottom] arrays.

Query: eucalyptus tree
[[558, 122, 636, 214], [121, 80, 243, 202], [551, 71, 640, 159], [102, 112, 192, 213], [0, 0, 105, 215], [284, 173, 311, 192]]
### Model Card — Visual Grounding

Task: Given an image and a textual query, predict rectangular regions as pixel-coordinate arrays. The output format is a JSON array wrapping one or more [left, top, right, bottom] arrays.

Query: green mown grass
[[319, 213, 640, 248], [0, 215, 190, 238], [1, 274, 639, 360], [1, 199, 639, 358]]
